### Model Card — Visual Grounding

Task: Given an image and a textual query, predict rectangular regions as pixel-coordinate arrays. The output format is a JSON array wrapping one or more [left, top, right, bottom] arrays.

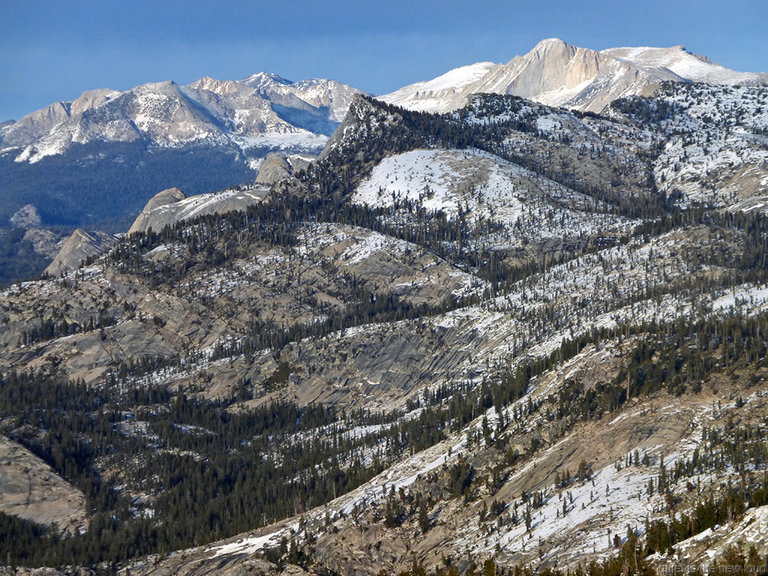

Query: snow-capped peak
[[240, 72, 294, 90], [603, 45, 768, 86], [380, 39, 768, 114], [531, 37, 571, 52], [189, 76, 243, 95], [414, 62, 498, 92], [1, 69, 363, 166]]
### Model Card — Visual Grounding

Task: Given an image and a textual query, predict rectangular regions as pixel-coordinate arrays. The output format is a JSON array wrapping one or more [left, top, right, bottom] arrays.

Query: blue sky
[[1, 0, 767, 121]]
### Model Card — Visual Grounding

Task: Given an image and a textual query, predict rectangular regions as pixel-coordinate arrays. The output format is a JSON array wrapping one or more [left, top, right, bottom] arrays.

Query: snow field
[[353, 148, 634, 250]]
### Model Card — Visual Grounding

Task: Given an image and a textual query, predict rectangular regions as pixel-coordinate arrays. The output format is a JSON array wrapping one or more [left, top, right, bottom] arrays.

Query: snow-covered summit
[[1, 72, 363, 164], [239, 72, 294, 90], [380, 38, 768, 114], [603, 45, 768, 86], [383, 62, 497, 112]]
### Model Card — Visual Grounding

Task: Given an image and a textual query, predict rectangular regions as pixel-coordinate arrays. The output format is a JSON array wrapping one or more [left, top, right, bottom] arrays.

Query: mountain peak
[[527, 37, 579, 59], [533, 37, 568, 49], [381, 38, 768, 114], [134, 79, 181, 94], [240, 72, 293, 90], [603, 45, 768, 85], [70, 88, 121, 114], [378, 62, 497, 113]]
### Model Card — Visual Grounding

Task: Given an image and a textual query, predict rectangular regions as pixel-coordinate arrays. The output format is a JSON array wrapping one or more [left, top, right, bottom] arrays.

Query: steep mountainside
[[2, 84, 768, 575], [382, 38, 768, 114], [610, 83, 768, 208], [44, 229, 118, 277]]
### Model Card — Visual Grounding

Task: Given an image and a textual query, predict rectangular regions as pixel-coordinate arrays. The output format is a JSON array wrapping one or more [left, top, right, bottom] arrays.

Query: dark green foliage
[[0, 511, 51, 565], [448, 458, 475, 499], [644, 477, 767, 556], [610, 94, 680, 124], [418, 499, 430, 534], [384, 488, 407, 528], [0, 369, 385, 567]]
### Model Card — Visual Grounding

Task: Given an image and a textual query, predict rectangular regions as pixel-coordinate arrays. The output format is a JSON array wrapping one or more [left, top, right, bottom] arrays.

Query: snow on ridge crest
[[380, 38, 768, 114], [2, 71, 363, 164]]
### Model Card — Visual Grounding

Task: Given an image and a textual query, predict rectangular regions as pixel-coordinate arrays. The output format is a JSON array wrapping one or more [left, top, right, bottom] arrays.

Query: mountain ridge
[[381, 37, 768, 113], [0, 72, 362, 236], [1, 74, 361, 164]]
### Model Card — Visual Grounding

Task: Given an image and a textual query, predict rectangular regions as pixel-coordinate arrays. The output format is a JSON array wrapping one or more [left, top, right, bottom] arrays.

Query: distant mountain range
[[381, 37, 768, 112], [2, 73, 359, 165], [0, 73, 361, 229], [1, 38, 766, 286]]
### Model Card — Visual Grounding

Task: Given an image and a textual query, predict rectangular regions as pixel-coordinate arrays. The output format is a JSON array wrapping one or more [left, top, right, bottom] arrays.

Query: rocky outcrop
[[9, 204, 42, 229], [128, 185, 270, 236], [0, 436, 86, 533], [22, 228, 60, 259], [255, 153, 292, 185], [128, 187, 187, 235], [44, 229, 118, 276]]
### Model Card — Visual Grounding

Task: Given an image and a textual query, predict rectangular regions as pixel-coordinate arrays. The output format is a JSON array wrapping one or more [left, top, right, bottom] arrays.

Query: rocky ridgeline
[[382, 38, 768, 113]]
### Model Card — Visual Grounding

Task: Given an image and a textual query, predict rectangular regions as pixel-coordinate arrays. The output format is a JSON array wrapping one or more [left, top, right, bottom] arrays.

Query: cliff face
[[44, 229, 118, 277], [127, 187, 187, 236], [483, 38, 676, 112]]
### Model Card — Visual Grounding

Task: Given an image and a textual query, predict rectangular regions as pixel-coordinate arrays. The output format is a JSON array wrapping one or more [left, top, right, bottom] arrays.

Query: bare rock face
[[255, 153, 292, 185], [1, 89, 120, 148], [382, 38, 768, 113], [44, 229, 118, 276], [0, 436, 87, 533], [484, 37, 676, 112], [128, 187, 187, 235], [22, 228, 60, 259], [128, 185, 270, 236], [9, 204, 42, 229]]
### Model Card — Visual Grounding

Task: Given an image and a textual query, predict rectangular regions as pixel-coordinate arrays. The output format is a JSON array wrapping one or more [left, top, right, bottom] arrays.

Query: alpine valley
[[2, 38, 768, 576]]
